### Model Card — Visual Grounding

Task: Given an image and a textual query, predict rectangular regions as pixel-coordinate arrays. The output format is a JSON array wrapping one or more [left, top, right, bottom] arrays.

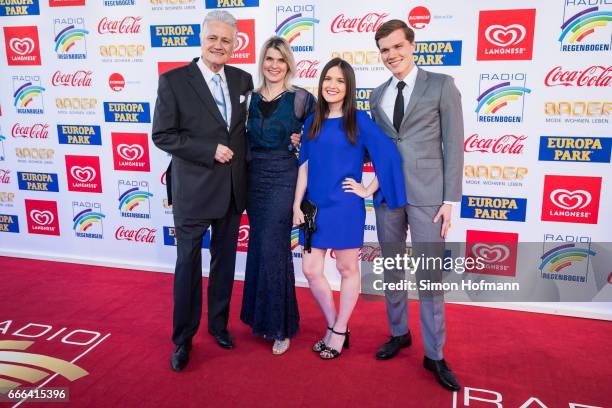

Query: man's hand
[[290, 132, 301, 147], [215, 144, 234, 163], [433, 203, 452, 240]]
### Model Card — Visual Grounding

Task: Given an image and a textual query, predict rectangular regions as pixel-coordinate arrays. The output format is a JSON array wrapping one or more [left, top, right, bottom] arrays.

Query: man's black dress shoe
[[208, 329, 234, 349], [375, 332, 412, 360], [423, 356, 461, 391], [171, 341, 192, 372]]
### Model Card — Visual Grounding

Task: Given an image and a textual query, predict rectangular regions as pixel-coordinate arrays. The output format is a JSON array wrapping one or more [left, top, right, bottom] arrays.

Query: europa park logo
[[3, 26, 42, 66], [559, 2, 612, 52], [477, 9, 536, 60]]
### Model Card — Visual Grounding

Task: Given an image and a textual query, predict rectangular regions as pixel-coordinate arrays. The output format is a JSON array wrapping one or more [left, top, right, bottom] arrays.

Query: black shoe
[[171, 341, 191, 372], [423, 356, 461, 391], [375, 332, 412, 360], [312, 326, 333, 352], [208, 329, 234, 349], [320, 327, 350, 360]]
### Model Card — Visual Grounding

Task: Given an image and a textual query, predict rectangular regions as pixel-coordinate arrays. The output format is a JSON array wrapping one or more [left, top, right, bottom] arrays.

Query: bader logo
[[57, 124, 102, 145], [53, 17, 88, 60], [0, 214, 19, 233], [559, 2, 611, 52], [150, 24, 200, 47], [72, 201, 105, 239], [461, 195, 527, 222], [465, 230, 518, 277], [104, 102, 151, 123], [229, 19, 255, 64], [12, 75, 44, 115], [476, 73, 530, 123], [118, 179, 153, 219], [276, 4, 319, 53], [17, 171, 59, 192], [541, 175, 601, 224], [25, 199, 60, 235], [477, 8, 536, 61], [111, 132, 150, 172], [538, 136, 612, 163], [3, 26, 41, 65], [65, 155, 102, 193], [0, 0, 39, 16]]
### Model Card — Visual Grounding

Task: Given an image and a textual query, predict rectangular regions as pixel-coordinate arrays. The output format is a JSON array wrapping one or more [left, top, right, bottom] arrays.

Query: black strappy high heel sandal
[[312, 326, 332, 352], [319, 328, 350, 360]]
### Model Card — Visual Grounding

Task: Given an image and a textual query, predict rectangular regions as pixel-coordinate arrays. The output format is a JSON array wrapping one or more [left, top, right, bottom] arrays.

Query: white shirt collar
[[389, 66, 418, 91], [197, 57, 226, 84]]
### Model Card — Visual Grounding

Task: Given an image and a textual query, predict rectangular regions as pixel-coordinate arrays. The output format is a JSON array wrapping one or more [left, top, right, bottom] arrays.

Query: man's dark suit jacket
[[152, 57, 253, 219]]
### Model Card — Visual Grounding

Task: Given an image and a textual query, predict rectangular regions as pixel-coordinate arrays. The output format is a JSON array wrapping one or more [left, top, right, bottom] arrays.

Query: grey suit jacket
[[369, 68, 464, 206]]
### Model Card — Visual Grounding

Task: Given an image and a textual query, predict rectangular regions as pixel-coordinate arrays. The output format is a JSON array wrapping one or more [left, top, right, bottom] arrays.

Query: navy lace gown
[[240, 88, 316, 340]]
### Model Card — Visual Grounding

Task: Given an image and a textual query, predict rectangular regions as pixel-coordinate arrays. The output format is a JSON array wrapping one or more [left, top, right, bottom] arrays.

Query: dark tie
[[393, 81, 406, 132]]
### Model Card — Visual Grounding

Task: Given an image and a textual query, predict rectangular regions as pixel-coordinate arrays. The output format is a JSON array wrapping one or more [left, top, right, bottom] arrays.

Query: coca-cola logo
[[51, 70, 93, 87], [117, 144, 144, 161], [464, 133, 526, 154], [70, 166, 96, 182], [9, 37, 35, 55], [471, 243, 510, 263], [11, 123, 49, 139], [0, 169, 10, 183], [30, 209, 54, 226], [550, 189, 591, 210], [296, 60, 319, 79], [544, 66, 611, 87], [331, 12, 388, 33], [115, 226, 156, 243], [98, 16, 142, 35]]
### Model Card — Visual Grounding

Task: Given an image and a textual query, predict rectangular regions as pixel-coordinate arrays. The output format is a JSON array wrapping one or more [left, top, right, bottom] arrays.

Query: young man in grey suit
[[152, 10, 253, 371], [369, 20, 464, 391]]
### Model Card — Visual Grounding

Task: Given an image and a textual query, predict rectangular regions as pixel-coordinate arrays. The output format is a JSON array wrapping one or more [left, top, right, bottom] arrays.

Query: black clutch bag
[[299, 199, 317, 253]]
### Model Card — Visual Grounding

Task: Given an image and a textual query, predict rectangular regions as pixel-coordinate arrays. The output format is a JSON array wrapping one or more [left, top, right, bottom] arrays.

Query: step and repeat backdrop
[[0, 1, 610, 315]]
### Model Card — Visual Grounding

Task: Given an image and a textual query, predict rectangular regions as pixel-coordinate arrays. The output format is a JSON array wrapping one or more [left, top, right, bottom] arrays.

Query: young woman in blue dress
[[240, 36, 316, 355], [293, 58, 407, 359]]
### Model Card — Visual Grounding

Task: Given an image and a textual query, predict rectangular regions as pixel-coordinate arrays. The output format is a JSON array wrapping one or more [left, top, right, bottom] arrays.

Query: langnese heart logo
[[485, 24, 526, 47], [550, 189, 591, 210], [70, 166, 96, 183], [117, 144, 144, 161], [472, 243, 510, 263], [235, 32, 250, 52], [30, 209, 54, 226], [9, 37, 35, 56]]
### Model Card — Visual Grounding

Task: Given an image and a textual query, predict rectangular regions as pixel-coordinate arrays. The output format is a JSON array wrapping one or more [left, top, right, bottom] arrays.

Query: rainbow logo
[[13, 82, 45, 108], [118, 188, 153, 213], [539, 243, 596, 273], [559, 7, 612, 44], [275, 13, 319, 44], [72, 208, 105, 233], [290, 227, 299, 250], [476, 82, 531, 115], [364, 199, 374, 212], [54, 25, 88, 57]]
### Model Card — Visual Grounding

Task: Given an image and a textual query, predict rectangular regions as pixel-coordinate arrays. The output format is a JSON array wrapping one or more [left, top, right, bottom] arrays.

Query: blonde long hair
[[256, 36, 296, 92]]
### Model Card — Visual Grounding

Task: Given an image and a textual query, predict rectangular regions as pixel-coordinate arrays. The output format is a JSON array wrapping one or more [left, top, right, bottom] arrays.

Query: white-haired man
[[153, 10, 253, 372]]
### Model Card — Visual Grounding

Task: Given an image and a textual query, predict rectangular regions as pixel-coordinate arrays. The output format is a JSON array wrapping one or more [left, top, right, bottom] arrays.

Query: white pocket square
[[239, 94, 247, 103]]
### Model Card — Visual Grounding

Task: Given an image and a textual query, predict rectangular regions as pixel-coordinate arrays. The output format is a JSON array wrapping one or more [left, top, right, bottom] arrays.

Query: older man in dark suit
[[152, 10, 253, 372]]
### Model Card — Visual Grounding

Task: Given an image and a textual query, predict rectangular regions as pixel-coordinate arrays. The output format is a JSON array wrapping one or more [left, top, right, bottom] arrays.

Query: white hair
[[202, 10, 238, 39]]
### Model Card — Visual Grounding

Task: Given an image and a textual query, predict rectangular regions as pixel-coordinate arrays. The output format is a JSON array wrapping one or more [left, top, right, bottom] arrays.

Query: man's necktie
[[393, 80, 406, 132], [211, 74, 228, 125]]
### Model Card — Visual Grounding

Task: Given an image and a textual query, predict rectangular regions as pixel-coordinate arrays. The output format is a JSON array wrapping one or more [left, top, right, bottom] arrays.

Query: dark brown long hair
[[307, 58, 358, 144]]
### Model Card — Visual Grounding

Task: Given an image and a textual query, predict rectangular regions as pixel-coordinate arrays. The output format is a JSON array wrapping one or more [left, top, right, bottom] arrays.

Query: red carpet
[[0, 256, 610, 408]]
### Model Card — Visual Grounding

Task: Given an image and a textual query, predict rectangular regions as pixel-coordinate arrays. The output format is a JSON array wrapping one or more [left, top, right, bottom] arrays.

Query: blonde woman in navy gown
[[293, 58, 407, 359], [240, 37, 316, 355]]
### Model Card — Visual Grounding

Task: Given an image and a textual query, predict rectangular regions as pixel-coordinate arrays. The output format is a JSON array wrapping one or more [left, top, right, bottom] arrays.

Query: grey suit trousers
[[375, 203, 446, 360]]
